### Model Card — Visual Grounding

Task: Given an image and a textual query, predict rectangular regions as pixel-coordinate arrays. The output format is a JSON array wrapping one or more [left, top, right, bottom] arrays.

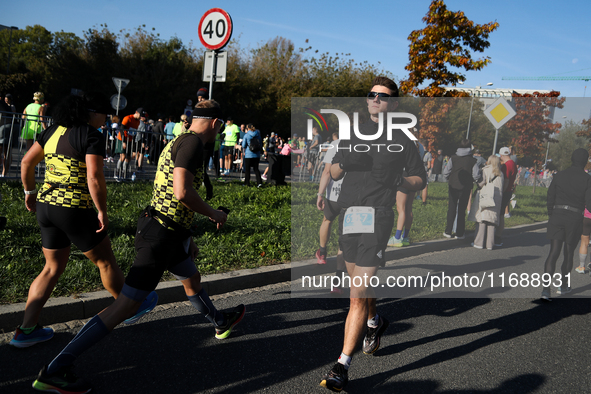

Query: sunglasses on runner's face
[[367, 92, 392, 100]]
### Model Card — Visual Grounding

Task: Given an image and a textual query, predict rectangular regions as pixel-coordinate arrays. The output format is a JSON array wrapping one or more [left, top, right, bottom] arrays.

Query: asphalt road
[[2, 228, 591, 393]]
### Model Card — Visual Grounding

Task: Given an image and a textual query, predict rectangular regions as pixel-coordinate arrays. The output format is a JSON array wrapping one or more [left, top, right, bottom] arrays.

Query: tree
[[399, 0, 498, 152], [400, 0, 499, 97], [550, 120, 587, 171], [506, 91, 565, 192]]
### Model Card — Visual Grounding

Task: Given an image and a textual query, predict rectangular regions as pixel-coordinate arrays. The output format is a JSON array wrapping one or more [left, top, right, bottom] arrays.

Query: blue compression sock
[[395, 230, 402, 239], [47, 315, 110, 374], [188, 289, 225, 327]]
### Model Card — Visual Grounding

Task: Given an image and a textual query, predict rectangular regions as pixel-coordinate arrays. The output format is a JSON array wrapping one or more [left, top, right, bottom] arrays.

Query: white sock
[[579, 253, 587, 267], [337, 353, 351, 370], [367, 314, 379, 328]]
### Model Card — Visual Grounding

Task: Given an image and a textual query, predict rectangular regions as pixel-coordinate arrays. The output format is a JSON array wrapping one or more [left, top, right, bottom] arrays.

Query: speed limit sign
[[198, 8, 233, 50]]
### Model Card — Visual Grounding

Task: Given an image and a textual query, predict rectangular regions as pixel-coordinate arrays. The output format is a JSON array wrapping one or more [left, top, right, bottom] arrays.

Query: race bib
[[343, 206, 375, 235]]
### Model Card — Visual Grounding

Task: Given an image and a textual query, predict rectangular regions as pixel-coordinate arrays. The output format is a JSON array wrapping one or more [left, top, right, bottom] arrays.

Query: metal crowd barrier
[[0, 110, 168, 181], [0, 110, 54, 178]]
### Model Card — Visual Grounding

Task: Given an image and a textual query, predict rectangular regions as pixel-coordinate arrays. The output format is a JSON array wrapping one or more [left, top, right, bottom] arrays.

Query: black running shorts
[[223, 145, 235, 157], [338, 208, 394, 267], [125, 215, 197, 291], [323, 199, 341, 222], [36, 203, 106, 252]]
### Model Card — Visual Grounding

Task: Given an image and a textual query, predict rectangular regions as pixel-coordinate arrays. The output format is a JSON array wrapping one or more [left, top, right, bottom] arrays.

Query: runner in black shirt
[[320, 76, 426, 392]]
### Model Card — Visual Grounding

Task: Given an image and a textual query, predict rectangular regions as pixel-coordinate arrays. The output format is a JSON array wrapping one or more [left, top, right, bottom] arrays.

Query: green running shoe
[[32, 365, 91, 394], [215, 304, 246, 339]]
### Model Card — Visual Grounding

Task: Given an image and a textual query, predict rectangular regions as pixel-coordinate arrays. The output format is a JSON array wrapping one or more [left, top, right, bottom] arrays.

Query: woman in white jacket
[[472, 155, 504, 249]]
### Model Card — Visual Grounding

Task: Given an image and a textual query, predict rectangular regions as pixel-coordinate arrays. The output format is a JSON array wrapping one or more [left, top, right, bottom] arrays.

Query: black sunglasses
[[367, 92, 392, 100]]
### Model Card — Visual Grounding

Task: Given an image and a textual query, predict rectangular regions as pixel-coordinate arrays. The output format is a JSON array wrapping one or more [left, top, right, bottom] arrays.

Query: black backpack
[[249, 135, 261, 152]]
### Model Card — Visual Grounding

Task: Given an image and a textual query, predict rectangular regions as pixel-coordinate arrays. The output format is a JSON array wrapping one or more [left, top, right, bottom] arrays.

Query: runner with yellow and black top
[[33, 100, 246, 394], [15, 93, 154, 352]]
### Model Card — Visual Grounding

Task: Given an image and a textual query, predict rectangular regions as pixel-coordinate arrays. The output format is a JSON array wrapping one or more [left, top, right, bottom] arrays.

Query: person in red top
[[495, 146, 517, 246], [115, 108, 142, 180]]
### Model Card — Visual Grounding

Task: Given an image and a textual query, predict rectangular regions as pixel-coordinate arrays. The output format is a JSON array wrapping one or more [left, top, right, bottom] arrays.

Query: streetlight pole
[[459, 82, 493, 140]]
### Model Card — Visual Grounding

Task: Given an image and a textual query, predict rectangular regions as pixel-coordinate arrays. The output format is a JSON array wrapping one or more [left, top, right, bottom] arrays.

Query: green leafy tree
[[549, 120, 587, 171]]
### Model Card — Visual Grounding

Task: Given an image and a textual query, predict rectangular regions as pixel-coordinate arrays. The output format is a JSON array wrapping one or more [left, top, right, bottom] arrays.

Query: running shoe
[[122, 290, 158, 325], [402, 237, 410, 247], [10, 324, 54, 348], [575, 266, 586, 274], [32, 365, 91, 394], [455, 234, 466, 240], [556, 286, 572, 296], [315, 249, 327, 265], [443, 232, 452, 238], [215, 304, 246, 339], [319, 363, 348, 392], [261, 174, 267, 180], [362, 315, 390, 355], [387, 236, 403, 247], [504, 213, 511, 219], [541, 288, 551, 301], [471, 243, 483, 249]]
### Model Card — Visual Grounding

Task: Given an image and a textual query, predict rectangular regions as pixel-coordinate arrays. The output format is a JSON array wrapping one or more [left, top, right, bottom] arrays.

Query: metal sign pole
[[208, 50, 218, 100], [492, 127, 499, 156], [116, 81, 122, 116]]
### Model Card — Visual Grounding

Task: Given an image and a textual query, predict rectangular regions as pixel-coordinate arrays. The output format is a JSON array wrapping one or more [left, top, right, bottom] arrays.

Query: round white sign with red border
[[198, 8, 233, 50]]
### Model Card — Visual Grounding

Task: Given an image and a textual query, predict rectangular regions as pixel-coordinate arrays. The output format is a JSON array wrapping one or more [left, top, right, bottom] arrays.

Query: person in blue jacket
[[241, 124, 263, 186]]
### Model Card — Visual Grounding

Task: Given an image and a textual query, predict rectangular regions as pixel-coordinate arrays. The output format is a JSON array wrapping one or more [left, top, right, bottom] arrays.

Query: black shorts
[[338, 207, 394, 267], [583, 217, 591, 237], [547, 210, 583, 245], [36, 203, 106, 252], [223, 145, 235, 157], [323, 199, 341, 222], [125, 215, 197, 292]]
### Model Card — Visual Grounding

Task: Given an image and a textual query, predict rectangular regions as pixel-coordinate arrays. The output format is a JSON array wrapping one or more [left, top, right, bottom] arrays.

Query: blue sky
[[3, 0, 591, 99]]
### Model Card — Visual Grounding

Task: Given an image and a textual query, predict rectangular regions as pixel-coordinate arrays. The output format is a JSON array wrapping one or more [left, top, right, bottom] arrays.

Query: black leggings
[[543, 239, 576, 289]]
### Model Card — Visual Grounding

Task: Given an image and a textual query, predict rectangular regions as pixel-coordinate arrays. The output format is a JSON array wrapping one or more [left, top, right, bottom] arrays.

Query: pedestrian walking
[[541, 148, 591, 301]]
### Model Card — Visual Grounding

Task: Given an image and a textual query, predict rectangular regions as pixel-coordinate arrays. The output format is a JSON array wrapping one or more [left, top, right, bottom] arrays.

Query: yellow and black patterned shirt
[[37, 124, 105, 208], [150, 131, 205, 229]]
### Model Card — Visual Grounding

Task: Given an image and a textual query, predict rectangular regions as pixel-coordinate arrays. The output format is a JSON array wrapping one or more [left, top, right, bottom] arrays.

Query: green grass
[[0, 180, 547, 303], [0, 180, 290, 303], [291, 182, 548, 260]]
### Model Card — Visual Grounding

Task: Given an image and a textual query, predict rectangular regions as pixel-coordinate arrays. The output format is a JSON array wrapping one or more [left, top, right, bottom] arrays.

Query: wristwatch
[[24, 189, 37, 195]]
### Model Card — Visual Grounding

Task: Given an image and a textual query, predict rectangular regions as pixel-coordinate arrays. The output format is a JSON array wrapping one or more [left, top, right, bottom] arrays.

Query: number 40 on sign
[[198, 8, 233, 51]]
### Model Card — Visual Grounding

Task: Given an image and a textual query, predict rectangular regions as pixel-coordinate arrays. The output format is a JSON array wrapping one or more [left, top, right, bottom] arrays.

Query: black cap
[[197, 88, 209, 97]]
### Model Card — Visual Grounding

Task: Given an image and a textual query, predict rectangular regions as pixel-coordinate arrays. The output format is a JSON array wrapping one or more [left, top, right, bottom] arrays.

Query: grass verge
[[0, 180, 290, 303]]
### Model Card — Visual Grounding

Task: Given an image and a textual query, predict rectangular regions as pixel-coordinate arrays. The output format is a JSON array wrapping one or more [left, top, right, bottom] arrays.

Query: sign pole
[[492, 127, 499, 156], [116, 81, 122, 116], [208, 51, 218, 100], [199, 8, 232, 101]]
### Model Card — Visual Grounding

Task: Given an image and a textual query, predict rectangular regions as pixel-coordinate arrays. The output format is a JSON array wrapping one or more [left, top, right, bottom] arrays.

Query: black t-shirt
[[171, 133, 204, 176], [332, 118, 426, 208], [38, 124, 105, 159]]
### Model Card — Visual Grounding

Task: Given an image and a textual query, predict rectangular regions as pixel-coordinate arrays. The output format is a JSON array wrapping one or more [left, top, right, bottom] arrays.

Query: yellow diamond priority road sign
[[484, 97, 516, 129]]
